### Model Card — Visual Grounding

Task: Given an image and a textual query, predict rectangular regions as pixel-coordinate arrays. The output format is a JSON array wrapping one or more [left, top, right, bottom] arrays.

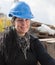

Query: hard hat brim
[[8, 13, 34, 19]]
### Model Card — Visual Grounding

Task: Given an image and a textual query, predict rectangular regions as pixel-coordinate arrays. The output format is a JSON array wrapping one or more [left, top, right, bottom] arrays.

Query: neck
[[18, 33, 25, 37], [17, 32, 26, 37]]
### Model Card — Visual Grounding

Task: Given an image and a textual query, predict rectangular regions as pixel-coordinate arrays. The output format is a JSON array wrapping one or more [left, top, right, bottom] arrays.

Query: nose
[[21, 19, 27, 25]]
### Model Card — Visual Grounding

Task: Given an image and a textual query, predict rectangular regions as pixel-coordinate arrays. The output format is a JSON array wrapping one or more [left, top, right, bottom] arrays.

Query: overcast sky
[[0, 0, 55, 25]]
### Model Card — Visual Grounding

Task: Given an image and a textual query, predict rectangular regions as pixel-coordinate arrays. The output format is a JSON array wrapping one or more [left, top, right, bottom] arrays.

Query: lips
[[21, 26, 27, 29]]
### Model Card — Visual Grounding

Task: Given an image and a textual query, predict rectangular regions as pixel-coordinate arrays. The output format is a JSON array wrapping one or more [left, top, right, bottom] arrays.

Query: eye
[[25, 19, 28, 21], [18, 20, 23, 21], [16, 19, 23, 22]]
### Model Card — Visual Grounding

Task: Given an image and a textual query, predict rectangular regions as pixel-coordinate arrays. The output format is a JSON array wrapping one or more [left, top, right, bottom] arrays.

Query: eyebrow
[[17, 18, 23, 20]]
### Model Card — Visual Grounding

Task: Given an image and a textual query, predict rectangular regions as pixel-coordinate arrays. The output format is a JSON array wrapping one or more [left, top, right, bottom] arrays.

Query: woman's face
[[14, 18, 30, 35]]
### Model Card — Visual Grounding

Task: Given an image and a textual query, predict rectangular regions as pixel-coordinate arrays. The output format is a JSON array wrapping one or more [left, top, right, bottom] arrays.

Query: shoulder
[[30, 34, 45, 49], [30, 34, 40, 42], [30, 34, 41, 47]]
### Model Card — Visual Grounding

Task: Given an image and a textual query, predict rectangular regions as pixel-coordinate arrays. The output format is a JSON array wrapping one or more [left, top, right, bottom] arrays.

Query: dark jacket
[[0, 27, 55, 65]]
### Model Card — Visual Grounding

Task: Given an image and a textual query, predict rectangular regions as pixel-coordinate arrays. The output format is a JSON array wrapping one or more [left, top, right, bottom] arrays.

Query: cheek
[[27, 22, 30, 28], [14, 22, 20, 29], [15, 22, 20, 26]]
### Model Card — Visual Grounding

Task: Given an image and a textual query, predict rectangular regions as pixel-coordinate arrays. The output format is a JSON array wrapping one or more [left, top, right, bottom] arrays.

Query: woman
[[0, 1, 55, 65]]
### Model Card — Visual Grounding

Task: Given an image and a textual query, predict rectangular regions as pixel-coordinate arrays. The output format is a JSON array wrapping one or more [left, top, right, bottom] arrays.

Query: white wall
[[0, 0, 13, 15], [20, 0, 55, 25]]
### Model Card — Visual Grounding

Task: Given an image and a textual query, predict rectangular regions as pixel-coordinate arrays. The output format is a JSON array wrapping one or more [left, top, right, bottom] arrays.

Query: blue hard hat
[[8, 1, 34, 19]]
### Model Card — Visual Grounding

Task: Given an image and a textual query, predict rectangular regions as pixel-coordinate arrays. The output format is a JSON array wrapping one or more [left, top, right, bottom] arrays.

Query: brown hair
[[11, 16, 17, 23], [11, 16, 17, 26]]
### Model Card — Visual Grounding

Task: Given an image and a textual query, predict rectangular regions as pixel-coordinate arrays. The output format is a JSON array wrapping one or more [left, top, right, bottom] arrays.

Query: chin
[[21, 30, 28, 34], [17, 29, 29, 34], [21, 31, 27, 33]]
